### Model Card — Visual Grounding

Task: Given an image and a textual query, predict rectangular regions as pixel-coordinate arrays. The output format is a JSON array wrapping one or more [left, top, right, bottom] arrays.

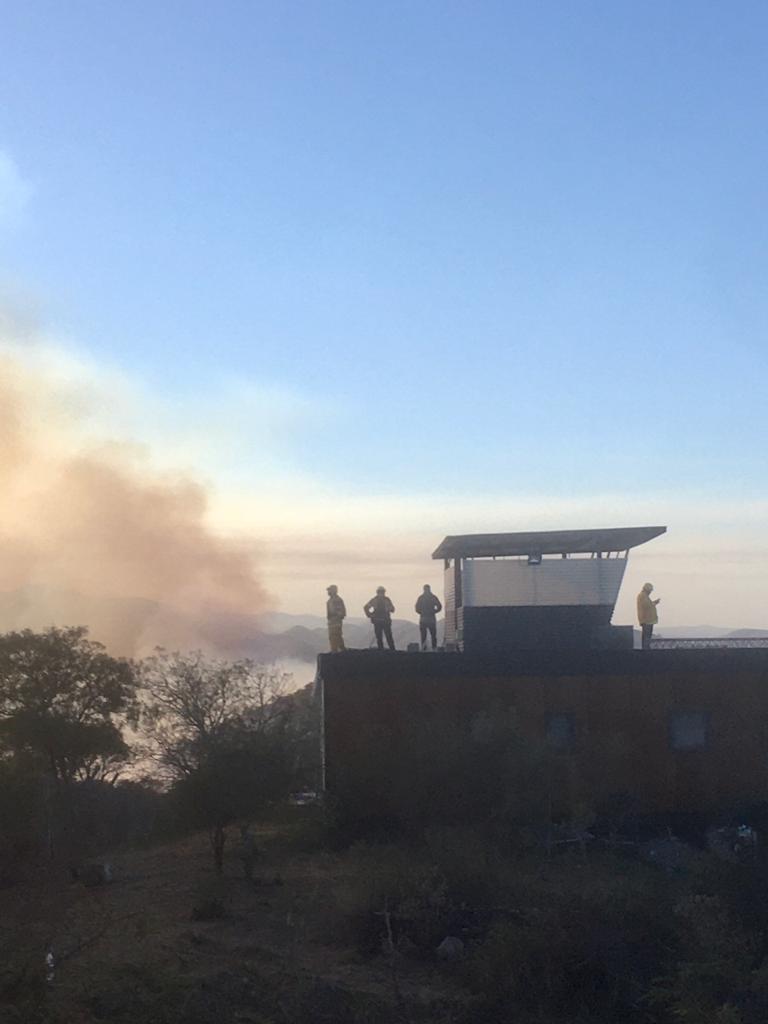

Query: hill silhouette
[[0, 586, 435, 661]]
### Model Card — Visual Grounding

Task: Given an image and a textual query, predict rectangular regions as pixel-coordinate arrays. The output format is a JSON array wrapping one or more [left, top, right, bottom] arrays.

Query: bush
[[339, 842, 455, 956], [463, 855, 676, 1021], [0, 762, 44, 883]]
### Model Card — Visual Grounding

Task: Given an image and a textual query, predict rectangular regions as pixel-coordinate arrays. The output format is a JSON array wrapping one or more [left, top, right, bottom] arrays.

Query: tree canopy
[[0, 626, 137, 782]]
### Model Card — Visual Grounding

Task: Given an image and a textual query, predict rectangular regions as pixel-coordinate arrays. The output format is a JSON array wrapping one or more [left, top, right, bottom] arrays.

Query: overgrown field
[[4, 811, 768, 1024]]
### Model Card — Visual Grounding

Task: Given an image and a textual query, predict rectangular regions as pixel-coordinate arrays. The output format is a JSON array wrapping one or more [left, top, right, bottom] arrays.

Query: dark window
[[670, 711, 708, 751], [546, 713, 575, 750]]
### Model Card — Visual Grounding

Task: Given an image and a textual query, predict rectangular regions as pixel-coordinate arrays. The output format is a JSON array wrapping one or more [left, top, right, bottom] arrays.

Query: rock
[[436, 936, 465, 961], [71, 862, 113, 886]]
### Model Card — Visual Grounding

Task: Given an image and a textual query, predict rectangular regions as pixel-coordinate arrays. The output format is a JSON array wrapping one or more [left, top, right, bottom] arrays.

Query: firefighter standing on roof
[[415, 584, 442, 650], [364, 587, 396, 650], [326, 585, 347, 652], [637, 582, 661, 650]]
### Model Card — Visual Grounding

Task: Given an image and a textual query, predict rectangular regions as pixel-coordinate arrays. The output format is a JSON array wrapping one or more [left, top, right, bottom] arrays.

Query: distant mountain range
[[0, 587, 765, 669], [653, 626, 768, 639], [0, 587, 431, 664]]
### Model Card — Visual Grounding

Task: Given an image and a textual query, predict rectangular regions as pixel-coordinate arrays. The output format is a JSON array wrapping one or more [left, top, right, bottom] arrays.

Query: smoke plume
[[0, 340, 269, 656]]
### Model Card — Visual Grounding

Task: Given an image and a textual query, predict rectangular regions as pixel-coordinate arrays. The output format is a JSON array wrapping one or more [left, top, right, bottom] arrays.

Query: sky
[[0, 0, 767, 631]]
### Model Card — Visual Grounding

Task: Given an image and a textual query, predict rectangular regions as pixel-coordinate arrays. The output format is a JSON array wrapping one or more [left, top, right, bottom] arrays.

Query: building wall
[[443, 556, 628, 651], [319, 649, 768, 819], [462, 556, 626, 608], [443, 562, 456, 647], [460, 605, 628, 652]]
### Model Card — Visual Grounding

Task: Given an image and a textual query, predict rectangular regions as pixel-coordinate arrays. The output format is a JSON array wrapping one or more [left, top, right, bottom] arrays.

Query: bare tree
[[139, 650, 294, 872], [139, 650, 290, 779]]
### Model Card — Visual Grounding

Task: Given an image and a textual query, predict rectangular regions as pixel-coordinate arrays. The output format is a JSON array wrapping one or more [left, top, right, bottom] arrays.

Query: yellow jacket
[[637, 585, 658, 625]]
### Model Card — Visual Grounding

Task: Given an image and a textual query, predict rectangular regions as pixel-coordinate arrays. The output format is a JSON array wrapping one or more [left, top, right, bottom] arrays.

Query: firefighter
[[326, 584, 347, 652], [364, 586, 396, 650], [415, 584, 442, 650], [637, 582, 661, 649]]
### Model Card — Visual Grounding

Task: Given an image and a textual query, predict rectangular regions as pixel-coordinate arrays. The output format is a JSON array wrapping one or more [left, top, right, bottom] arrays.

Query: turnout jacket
[[415, 593, 442, 621]]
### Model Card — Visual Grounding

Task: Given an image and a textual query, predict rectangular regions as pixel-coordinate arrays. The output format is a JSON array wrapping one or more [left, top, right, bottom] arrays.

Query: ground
[[0, 815, 465, 1024]]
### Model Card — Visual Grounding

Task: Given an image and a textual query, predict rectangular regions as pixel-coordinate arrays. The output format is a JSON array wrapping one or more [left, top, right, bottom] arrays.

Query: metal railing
[[650, 636, 768, 650]]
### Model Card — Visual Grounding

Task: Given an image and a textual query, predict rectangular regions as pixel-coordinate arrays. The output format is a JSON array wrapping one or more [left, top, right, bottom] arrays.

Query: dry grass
[[0, 817, 464, 1023]]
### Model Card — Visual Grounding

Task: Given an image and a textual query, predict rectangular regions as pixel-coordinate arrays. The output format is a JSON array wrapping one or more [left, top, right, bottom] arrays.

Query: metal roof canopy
[[432, 526, 667, 560]]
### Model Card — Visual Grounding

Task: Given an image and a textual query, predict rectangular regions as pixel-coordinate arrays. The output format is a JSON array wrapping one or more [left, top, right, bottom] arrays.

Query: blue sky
[[1, 1, 767, 620]]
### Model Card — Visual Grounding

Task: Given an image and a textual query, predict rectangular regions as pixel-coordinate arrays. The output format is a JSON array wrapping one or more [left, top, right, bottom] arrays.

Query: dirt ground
[[0, 819, 465, 1023]]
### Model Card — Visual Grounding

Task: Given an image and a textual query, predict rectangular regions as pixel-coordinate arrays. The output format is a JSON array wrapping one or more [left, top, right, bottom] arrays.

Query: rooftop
[[432, 526, 667, 560]]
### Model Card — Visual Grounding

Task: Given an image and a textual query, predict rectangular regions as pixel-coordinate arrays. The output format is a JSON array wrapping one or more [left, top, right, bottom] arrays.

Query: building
[[435, 525, 666, 651], [319, 647, 768, 822], [317, 526, 768, 822]]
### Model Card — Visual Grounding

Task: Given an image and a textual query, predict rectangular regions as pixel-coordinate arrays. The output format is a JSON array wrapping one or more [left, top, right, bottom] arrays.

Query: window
[[670, 711, 708, 751], [546, 713, 575, 750]]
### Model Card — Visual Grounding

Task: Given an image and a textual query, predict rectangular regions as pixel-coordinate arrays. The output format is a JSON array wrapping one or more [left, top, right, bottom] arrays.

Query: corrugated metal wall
[[443, 563, 456, 645], [462, 557, 627, 608]]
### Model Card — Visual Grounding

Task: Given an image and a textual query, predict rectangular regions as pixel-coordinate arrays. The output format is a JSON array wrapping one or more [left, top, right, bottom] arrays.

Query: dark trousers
[[420, 619, 437, 650], [641, 623, 654, 649], [374, 621, 395, 650]]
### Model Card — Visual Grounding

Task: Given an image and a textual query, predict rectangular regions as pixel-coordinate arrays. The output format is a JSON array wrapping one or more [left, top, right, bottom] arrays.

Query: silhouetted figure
[[326, 584, 347, 652], [364, 587, 396, 650], [415, 584, 442, 650], [637, 582, 661, 649]]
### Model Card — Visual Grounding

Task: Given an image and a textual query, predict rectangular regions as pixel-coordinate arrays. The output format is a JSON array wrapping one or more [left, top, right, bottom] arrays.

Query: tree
[[139, 650, 295, 871], [269, 681, 322, 792], [0, 626, 137, 783]]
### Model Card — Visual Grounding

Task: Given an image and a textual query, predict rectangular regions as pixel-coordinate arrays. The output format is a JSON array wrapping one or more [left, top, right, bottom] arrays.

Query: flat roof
[[317, 644, 768, 682], [432, 526, 667, 560]]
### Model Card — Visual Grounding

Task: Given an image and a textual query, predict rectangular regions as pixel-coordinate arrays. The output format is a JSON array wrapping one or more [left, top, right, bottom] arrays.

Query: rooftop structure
[[434, 525, 667, 652], [433, 525, 667, 560]]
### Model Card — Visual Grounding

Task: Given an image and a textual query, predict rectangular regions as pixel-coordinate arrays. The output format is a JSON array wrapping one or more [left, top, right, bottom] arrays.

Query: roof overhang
[[432, 526, 667, 560]]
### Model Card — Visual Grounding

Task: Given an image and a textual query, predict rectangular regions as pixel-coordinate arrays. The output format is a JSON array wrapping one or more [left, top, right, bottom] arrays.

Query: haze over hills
[[0, 587, 428, 667], [653, 626, 768, 639], [1, 586, 766, 669]]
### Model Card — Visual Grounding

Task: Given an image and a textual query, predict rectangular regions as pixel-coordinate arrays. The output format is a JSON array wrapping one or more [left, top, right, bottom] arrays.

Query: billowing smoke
[[0, 341, 269, 656]]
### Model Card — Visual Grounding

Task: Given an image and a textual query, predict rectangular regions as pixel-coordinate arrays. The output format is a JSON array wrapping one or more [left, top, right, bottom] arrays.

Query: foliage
[[270, 681, 322, 791], [141, 650, 298, 871], [0, 626, 137, 782], [168, 720, 294, 864], [647, 857, 768, 1024], [0, 758, 44, 882], [338, 830, 690, 1021], [140, 650, 291, 779]]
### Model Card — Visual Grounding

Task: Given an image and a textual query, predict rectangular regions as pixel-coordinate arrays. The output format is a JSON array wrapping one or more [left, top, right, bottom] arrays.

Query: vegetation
[[0, 626, 137, 783], [4, 625, 768, 1022], [140, 651, 298, 871]]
